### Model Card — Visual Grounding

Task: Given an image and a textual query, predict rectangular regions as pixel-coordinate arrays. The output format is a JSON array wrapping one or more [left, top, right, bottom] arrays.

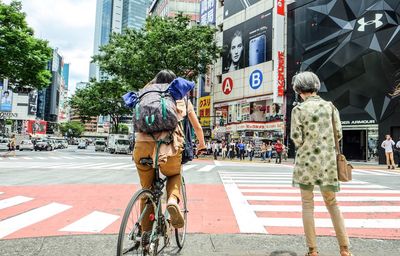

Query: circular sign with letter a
[[222, 77, 233, 95], [249, 70, 263, 90]]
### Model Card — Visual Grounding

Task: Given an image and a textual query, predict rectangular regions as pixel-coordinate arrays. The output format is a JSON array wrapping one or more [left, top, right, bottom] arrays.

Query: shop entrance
[[342, 130, 367, 161]]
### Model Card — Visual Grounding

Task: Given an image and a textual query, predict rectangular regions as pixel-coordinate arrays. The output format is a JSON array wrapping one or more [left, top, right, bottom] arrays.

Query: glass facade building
[[287, 0, 400, 162], [101, 0, 113, 46], [122, 0, 152, 31]]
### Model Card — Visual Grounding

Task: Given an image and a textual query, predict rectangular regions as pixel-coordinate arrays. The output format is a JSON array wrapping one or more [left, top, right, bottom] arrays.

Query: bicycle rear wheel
[[117, 189, 156, 256], [175, 176, 188, 249]]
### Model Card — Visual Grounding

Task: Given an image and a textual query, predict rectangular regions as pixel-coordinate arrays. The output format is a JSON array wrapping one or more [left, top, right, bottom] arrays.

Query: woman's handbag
[[331, 107, 353, 182]]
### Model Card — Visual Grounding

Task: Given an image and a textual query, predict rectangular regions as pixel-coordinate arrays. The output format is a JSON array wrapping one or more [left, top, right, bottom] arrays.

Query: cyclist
[[133, 70, 206, 233]]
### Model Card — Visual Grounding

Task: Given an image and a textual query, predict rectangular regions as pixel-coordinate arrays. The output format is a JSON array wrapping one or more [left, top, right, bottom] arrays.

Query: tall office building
[[149, 0, 201, 21], [90, 0, 152, 81], [122, 0, 152, 31], [90, 0, 123, 81]]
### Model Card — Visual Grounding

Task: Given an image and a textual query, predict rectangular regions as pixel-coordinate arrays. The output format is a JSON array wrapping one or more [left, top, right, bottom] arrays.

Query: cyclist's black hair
[[154, 69, 176, 84]]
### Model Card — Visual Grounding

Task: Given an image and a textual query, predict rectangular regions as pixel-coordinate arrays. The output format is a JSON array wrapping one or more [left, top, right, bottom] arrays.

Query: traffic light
[[219, 117, 225, 126]]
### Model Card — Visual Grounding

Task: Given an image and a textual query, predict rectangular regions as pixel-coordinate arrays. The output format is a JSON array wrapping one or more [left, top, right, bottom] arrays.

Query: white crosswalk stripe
[[197, 165, 216, 172], [109, 163, 134, 170], [353, 169, 400, 176], [183, 165, 196, 171], [0, 202, 72, 239], [0, 193, 122, 238], [59, 211, 119, 233], [0, 196, 34, 210], [219, 169, 400, 236], [258, 218, 400, 229], [250, 205, 400, 212], [3, 162, 136, 170]]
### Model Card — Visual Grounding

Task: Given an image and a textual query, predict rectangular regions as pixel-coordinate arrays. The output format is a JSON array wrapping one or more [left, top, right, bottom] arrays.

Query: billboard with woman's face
[[222, 10, 273, 74], [0, 90, 13, 112]]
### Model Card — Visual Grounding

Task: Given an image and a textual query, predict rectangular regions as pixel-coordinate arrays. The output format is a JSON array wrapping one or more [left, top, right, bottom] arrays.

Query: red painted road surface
[[0, 184, 238, 240], [1, 184, 399, 240]]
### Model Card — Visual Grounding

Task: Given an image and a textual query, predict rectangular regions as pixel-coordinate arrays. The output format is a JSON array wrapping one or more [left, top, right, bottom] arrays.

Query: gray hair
[[292, 71, 321, 94]]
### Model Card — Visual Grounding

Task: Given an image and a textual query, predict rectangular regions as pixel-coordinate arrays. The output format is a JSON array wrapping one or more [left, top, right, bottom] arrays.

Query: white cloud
[[4, 0, 96, 95]]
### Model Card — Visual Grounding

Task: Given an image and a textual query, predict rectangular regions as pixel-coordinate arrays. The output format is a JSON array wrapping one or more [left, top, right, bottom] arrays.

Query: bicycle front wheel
[[175, 176, 188, 249], [117, 189, 156, 256]]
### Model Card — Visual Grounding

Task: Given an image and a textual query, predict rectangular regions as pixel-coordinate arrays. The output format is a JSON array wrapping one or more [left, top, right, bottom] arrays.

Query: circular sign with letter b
[[249, 70, 263, 90]]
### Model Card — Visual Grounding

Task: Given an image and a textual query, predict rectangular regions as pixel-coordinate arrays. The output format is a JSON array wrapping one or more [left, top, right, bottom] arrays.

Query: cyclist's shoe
[[167, 198, 184, 229]]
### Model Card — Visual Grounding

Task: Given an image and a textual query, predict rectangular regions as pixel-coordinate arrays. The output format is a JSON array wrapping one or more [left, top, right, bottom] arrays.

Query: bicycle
[[117, 156, 188, 256]]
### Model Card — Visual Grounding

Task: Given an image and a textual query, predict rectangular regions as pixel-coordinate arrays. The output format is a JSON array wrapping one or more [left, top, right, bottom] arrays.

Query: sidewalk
[[1, 233, 398, 256], [196, 155, 400, 173]]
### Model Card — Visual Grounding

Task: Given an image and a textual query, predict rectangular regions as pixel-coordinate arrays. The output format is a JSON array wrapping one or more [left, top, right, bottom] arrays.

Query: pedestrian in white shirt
[[381, 135, 396, 169], [396, 138, 400, 168]]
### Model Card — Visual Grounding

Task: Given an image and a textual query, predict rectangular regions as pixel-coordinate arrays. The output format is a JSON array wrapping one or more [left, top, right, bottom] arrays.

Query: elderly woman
[[290, 72, 352, 256]]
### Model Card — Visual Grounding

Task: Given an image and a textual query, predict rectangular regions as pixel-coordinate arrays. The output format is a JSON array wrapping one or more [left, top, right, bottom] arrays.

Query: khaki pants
[[133, 140, 182, 231], [301, 188, 349, 249], [385, 152, 395, 166]]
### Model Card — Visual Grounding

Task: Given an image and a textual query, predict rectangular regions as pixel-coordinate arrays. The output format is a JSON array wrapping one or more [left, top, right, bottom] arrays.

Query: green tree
[[70, 79, 131, 134], [59, 121, 85, 138], [119, 124, 129, 134], [93, 14, 220, 90], [0, 0, 52, 90]]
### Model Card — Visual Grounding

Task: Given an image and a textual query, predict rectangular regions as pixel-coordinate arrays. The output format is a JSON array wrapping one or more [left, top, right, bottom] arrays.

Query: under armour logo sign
[[357, 13, 383, 32]]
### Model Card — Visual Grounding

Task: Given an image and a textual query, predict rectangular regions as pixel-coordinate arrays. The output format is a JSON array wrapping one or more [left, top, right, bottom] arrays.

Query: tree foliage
[[70, 79, 131, 134], [93, 14, 220, 90], [59, 121, 85, 138], [119, 124, 129, 134], [0, 0, 52, 90]]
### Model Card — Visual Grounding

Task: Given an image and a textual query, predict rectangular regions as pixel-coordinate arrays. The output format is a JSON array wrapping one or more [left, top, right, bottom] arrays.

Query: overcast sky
[[4, 0, 97, 95]]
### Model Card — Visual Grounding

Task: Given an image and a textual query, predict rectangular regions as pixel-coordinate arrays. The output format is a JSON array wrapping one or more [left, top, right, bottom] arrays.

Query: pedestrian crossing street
[[219, 170, 400, 239]]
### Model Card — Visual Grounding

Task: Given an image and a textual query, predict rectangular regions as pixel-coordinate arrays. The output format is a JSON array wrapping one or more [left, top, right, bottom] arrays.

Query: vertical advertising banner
[[222, 10, 273, 74], [224, 0, 261, 19], [0, 90, 13, 112], [200, 0, 216, 25], [273, 0, 286, 104], [28, 91, 38, 115], [199, 96, 211, 127]]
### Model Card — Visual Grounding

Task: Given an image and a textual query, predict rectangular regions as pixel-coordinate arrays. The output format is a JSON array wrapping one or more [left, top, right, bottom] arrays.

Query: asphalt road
[[0, 146, 399, 255]]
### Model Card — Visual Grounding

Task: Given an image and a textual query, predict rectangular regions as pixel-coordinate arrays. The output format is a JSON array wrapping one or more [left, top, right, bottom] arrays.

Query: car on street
[[94, 140, 106, 152], [61, 140, 68, 148], [54, 140, 65, 149], [0, 138, 10, 151], [19, 140, 34, 151], [34, 140, 53, 151], [77, 141, 87, 149]]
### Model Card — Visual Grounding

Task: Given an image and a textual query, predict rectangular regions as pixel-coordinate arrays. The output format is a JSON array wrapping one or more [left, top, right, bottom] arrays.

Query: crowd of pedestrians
[[204, 139, 287, 163]]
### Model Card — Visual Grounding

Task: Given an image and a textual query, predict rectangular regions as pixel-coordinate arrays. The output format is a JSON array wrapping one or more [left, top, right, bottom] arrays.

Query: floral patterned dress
[[290, 95, 342, 192]]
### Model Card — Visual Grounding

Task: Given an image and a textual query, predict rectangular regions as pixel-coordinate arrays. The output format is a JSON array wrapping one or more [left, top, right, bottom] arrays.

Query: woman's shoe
[[340, 246, 353, 256], [305, 248, 319, 256]]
